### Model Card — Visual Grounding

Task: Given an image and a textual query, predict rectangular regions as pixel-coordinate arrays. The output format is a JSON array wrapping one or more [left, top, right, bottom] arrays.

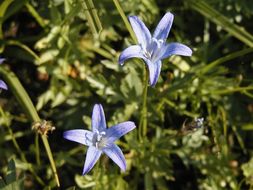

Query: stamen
[[141, 38, 166, 62], [93, 130, 107, 149], [142, 49, 152, 59]]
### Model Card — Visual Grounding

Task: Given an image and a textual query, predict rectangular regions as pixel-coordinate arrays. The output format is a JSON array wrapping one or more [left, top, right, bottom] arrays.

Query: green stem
[[210, 86, 253, 95], [80, 0, 102, 35], [189, 0, 253, 47], [138, 66, 148, 140], [112, 0, 137, 43], [25, 3, 46, 28], [35, 133, 41, 165], [7, 125, 45, 185], [201, 47, 253, 74], [206, 103, 221, 155], [0, 0, 14, 39], [0, 108, 45, 185], [5, 40, 40, 61], [0, 66, 60, 187], [112, 0, 149, 139]]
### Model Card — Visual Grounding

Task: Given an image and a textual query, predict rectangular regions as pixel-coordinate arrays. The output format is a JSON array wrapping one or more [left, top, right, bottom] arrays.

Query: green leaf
[[5, 159, 16, 184], [241, 157, 253, 185], [0, 0, 14, 52], [1, 0, 27, 22], [0, 0, 14, 38], [79, 0, 102, 35], [1, 179, 24, 190], [241, 123, 253, 131], [0, 176, 6, 188], [0, 66, 60, 187]]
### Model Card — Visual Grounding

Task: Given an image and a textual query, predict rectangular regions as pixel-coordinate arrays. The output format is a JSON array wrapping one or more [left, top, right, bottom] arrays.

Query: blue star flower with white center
[[0, 58, 7, 90], [119, 12, 192, 86], [63, 104, 136, 175]]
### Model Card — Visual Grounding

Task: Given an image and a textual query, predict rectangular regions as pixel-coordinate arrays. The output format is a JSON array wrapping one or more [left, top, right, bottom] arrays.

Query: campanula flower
[[63, 104, 136, 175], [119, 12, 192, 86], [0, 58, 7, 90]]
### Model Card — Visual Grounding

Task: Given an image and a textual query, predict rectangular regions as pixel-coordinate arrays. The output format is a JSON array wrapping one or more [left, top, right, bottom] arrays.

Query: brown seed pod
[[32, 120, 55, 136]]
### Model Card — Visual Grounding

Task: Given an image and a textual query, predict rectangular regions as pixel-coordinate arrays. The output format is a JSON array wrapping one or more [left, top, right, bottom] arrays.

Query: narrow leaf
[[79, 0, 102, 35]]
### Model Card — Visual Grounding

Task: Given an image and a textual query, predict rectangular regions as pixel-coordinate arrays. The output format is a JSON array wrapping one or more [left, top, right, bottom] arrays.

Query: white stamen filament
[[93, 130, 107, 149], [142, 38, 165, 62]]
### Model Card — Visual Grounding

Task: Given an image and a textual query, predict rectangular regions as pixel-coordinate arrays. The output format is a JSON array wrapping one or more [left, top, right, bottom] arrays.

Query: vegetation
[[0, 0, 253, 189]]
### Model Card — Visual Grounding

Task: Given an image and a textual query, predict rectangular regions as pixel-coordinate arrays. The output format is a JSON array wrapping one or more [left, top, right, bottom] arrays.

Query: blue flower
[[0, 58, 7, 90], [63, 104, 136, 175], [119, 12, 192, 86]]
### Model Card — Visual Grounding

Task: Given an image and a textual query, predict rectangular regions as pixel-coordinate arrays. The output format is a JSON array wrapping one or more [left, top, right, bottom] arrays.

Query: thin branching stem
[[0, 108, 45, 185], [0, 66, 60, 187]]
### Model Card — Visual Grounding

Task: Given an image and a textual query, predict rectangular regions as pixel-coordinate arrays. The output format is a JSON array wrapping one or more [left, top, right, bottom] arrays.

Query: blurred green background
[[0, 0, 253, 189]]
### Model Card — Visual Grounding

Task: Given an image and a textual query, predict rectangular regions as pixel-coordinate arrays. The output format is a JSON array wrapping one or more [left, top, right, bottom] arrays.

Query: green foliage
[[242, 158, 253, 187], [0, 159, 24, 190], [0, 0, 253, 189]]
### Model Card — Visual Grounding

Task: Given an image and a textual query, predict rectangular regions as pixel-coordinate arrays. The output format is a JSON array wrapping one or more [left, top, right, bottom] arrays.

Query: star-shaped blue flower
[[119, 12, 192, 86], [63, 104, 136, 175], [0, 58, 7, 90]]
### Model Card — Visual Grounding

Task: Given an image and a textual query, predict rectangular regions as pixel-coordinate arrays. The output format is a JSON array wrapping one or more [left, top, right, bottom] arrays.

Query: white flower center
[[194, 118, 204, 128], [142, 38, 165, 62], [92, 130, 107, 149]]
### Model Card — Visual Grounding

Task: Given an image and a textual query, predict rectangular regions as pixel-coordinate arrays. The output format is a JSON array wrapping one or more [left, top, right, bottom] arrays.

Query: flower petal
[[153, 12, 174, 40], [83, 146, 102, 175], [0, 58, 5, 64], [146, 60, 162, 87], [129, 16, 151, 47], [118, 45, 145, 65], [0, 80, 7, 90], [103, 144, 126, 171], [92, 104, 107, 132], [161, 42, 192, 59], [106, 121, 136, 143], [63, 129, 94, 146]]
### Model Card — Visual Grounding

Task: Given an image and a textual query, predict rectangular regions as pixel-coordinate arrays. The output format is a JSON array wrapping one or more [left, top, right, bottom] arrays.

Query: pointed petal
[[153, 12, 174, 40], [119, 45, 145, 65], [0, 58, 5, 64], [161, 42, 192, 59], [63, 129, 94, 146], [103, 144, 126, 171], [83, 146, 102, 175], [146, 60, 162, 87], [92, 104, 106, 132], [106, 121, 136, 143], [0, 80, 7, 90], [129, 16, 151, 47]]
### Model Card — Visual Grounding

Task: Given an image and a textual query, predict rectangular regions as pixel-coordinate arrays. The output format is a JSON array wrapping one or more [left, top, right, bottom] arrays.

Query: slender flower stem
[[112, 0, 137, 43], [138, 65, 148, 140], [0, 66, 60, 187], [113, 0, 151, 140], [112, 0, 148, 140], [35, 133, 41, 165]]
